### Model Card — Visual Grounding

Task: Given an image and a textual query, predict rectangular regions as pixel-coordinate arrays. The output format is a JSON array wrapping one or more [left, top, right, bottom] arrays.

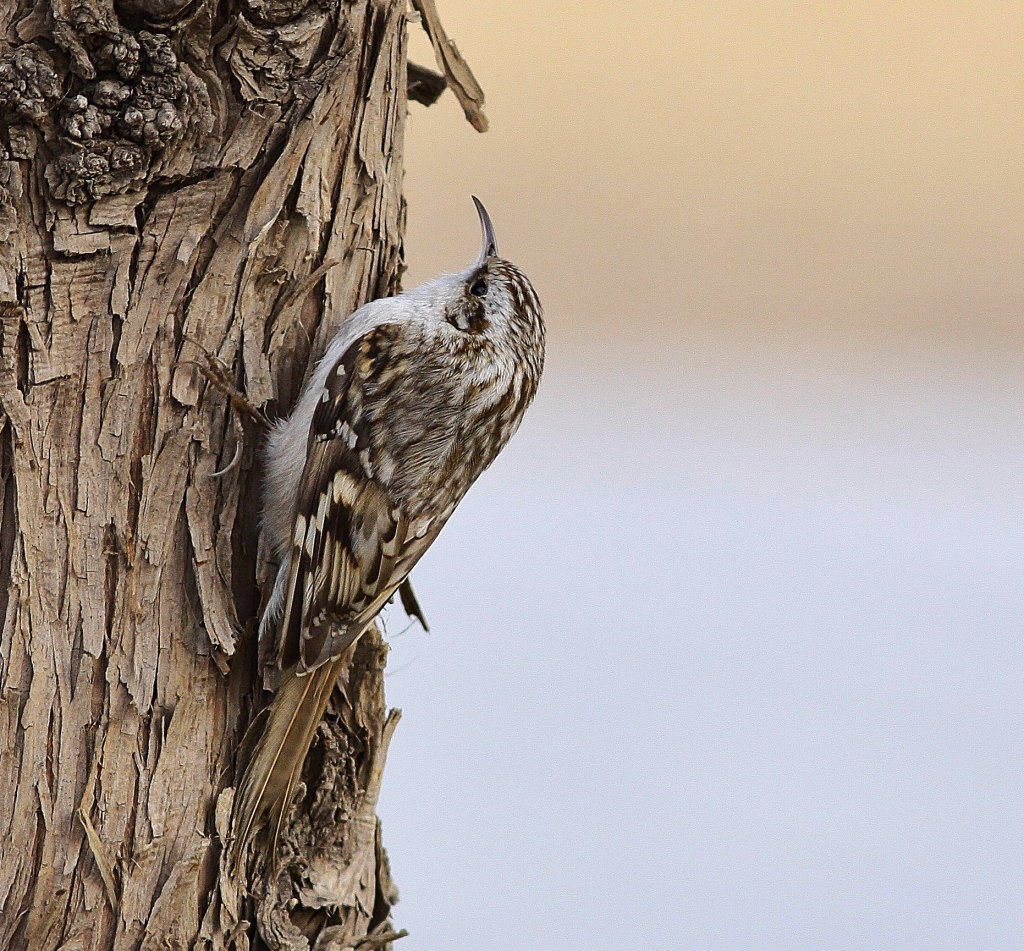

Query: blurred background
[[377, 3, 1024, 949]]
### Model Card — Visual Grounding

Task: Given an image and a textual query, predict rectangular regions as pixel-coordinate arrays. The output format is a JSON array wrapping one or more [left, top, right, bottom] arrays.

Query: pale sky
[[379, 4, 1023, 949]]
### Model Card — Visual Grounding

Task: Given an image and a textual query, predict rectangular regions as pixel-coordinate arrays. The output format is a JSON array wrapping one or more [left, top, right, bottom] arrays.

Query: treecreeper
[[230, 198, 546, 871]]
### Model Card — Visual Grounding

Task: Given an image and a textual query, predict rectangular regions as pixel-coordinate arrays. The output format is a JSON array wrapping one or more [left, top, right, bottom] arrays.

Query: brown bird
[[230, 198, 545, 869]]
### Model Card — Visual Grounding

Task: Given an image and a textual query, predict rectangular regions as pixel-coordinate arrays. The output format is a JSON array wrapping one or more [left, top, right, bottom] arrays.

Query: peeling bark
[[0, 0, 448, 946], [410, 0, 486, 131]]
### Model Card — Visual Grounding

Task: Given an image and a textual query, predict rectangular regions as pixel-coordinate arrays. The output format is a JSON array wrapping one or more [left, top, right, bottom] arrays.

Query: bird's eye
[[470, 279, 487, 298]]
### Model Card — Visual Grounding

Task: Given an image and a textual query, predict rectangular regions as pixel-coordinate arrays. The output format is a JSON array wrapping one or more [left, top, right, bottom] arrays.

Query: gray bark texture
[[0, 0, 481, 945]]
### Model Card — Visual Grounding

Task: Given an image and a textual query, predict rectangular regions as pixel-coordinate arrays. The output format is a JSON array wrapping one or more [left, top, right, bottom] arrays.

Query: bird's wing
[[277, 322, 448, 674], [232, 322, 454, 868]]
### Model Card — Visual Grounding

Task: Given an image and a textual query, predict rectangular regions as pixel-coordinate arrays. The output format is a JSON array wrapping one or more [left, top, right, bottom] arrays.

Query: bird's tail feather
[[229, 656, 344, 872]]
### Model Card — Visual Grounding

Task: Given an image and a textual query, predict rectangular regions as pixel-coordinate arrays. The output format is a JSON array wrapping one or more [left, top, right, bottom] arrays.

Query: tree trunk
[[0, 0, 445, 945]]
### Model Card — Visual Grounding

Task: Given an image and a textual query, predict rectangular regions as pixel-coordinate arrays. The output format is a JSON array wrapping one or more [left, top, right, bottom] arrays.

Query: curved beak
[[472, 196, 498, 262]]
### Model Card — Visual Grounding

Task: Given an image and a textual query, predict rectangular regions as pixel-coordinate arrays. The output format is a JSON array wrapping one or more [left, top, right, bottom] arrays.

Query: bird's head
[[407, 198, 544, 349]]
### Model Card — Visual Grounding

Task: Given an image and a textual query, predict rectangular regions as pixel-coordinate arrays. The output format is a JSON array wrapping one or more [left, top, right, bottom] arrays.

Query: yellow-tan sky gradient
[[403, 2, 1023, 355]]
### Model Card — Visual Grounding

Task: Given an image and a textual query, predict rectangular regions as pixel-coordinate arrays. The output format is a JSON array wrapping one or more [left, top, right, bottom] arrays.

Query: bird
[[229, 197, 545, 870]]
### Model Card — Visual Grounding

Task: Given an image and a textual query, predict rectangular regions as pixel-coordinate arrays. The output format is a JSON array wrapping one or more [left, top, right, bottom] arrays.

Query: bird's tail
[[228, 655, 345, 873]]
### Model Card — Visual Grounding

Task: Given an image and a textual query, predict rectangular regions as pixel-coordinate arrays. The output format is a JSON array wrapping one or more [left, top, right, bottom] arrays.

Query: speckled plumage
[[230, 201, 544, 869]]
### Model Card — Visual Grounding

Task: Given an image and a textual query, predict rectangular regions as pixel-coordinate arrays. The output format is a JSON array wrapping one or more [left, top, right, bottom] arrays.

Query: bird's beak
[[472, 196, 498, 262]]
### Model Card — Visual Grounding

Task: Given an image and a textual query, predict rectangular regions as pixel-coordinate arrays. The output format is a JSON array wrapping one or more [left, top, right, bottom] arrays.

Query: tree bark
[[0, 0, 430, 946]]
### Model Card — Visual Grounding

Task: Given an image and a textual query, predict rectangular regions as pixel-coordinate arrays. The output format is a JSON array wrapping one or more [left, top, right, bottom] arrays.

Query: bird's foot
[[179, 336, 271, 428], [179, 337, 270, 476]]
